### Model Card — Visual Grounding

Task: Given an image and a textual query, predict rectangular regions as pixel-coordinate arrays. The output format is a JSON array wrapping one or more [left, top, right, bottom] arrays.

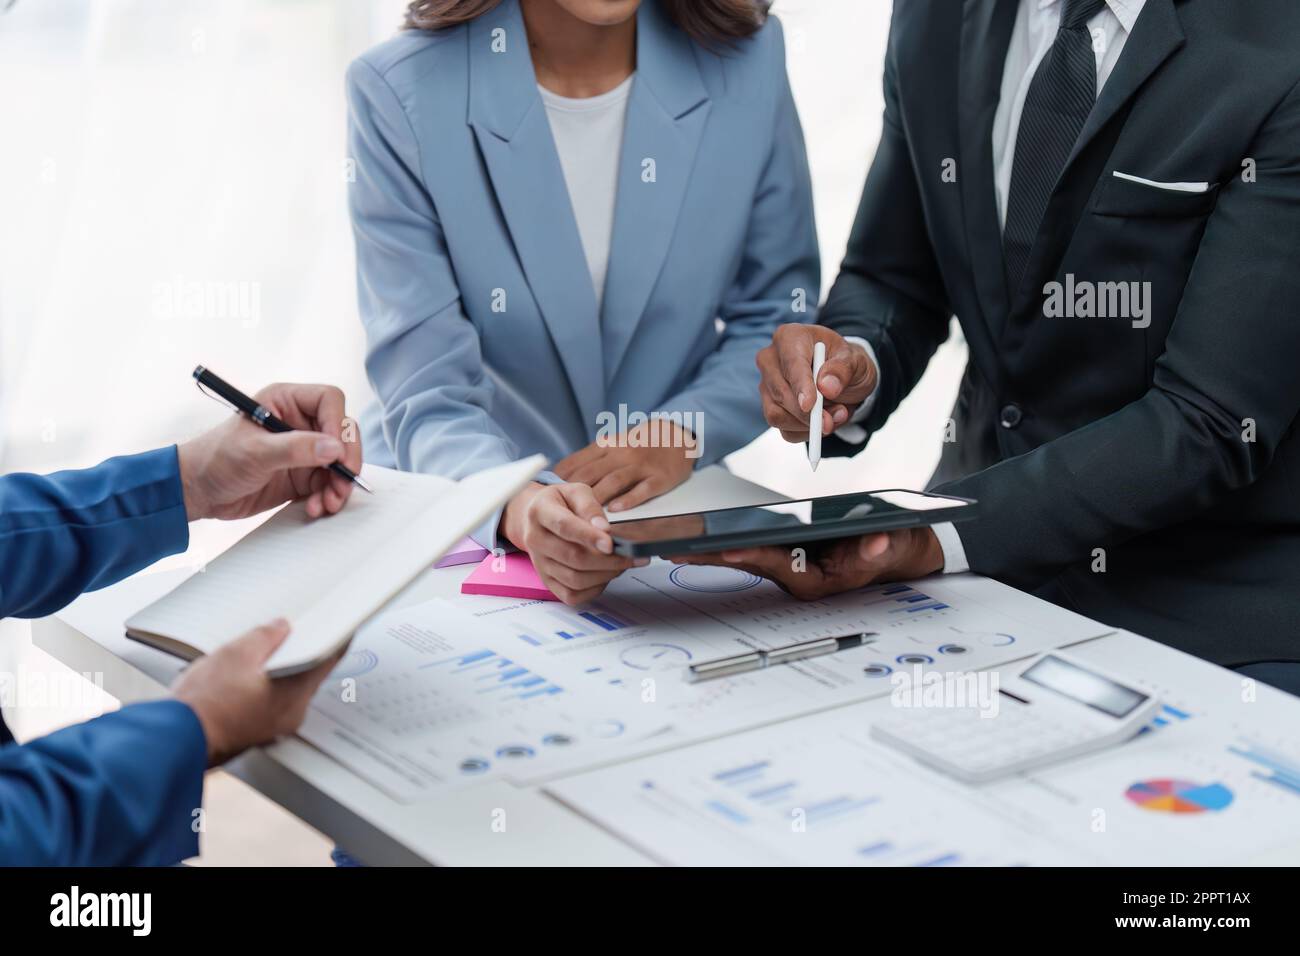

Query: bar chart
[[512, 603, 635, 646], [1228, 738, 1300, 798], [421, 649, 565, 702]]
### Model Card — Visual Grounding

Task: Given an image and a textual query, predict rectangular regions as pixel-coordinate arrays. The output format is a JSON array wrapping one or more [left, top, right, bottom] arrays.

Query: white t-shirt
[[538, 74, 634, 312]]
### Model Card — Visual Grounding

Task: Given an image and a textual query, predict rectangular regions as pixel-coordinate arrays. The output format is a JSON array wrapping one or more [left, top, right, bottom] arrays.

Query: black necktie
[[1003, 0, 1105, 294]]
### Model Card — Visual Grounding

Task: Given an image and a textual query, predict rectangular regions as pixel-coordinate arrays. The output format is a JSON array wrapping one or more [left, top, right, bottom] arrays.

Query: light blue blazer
[[348, 0, 818, 516]]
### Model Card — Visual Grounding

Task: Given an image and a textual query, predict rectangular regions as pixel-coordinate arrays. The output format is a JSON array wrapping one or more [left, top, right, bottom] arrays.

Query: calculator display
[[1021, 655, 1149, 718]]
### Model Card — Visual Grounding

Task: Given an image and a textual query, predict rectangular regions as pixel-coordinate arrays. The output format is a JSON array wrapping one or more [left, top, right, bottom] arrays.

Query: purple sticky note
[[435, 536, 491, 569]]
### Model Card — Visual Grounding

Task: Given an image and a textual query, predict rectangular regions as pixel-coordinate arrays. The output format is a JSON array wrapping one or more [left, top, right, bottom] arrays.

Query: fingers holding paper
[[178, 383, 363, 521], [172, 619, 345, 766]]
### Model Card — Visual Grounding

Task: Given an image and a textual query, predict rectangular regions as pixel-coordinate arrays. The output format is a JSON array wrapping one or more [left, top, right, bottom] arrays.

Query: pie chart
[[1124, 779, 1234, 814], [668, 565, 764, 592]]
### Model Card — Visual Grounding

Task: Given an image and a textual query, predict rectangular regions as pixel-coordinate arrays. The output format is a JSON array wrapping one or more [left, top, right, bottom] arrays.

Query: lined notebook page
[[126, 456, 544, 675]]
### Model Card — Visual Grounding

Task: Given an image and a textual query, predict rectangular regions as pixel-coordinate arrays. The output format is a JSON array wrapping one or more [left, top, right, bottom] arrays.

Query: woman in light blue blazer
[[349, 0, 817, 603]]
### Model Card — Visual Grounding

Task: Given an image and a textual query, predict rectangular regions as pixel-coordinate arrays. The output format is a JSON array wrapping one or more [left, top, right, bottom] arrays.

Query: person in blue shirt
[[0, 382, 362, 865]]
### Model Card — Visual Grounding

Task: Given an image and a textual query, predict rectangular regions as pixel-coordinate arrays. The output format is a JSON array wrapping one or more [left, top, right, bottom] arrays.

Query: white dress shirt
[[837, 0, 1145, 573]]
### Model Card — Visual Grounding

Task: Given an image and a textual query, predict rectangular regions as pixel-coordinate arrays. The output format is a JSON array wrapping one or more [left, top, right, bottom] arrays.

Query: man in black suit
[[684, 0, 1300, 692]]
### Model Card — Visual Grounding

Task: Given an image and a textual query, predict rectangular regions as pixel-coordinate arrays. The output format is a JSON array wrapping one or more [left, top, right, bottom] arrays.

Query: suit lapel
[[467, 1, 605, 430], [957, 0, 1019, 349], [601, 0, 710, 383], [1010, 0, 1186, 315]]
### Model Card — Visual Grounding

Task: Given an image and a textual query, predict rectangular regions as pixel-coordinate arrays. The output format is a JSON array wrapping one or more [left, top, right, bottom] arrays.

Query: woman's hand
[[502, 482, 645, 605], [554, 421, 697, 513]]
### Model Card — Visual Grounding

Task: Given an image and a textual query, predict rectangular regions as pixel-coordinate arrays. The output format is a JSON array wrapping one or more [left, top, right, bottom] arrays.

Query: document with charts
[[446, 561, 1113, 779], [298, 599, 661, 802], [547, 632, 1300, 866]]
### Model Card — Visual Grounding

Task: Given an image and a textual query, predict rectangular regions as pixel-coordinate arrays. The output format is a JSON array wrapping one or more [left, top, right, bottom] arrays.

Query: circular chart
[[333, 648, 379, 680], [668, 565, 764, 593], [1125, 779, 1234, 814], [496, 744, 536, 760], [587, 718, 627, 739], [620, 643, 693, 670]]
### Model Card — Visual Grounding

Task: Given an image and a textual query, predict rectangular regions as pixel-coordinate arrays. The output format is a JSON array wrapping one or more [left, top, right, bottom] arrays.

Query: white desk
[[32, 467, 1300, 865]]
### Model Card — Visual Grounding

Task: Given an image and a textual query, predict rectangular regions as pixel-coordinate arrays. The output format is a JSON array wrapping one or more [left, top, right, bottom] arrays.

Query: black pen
[[192, 365, 373, 494], [684, 631, 879, 683]]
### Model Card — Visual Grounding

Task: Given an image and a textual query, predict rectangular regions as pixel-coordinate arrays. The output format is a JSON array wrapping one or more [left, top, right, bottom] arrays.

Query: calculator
[[869, 652, 1161, 784]]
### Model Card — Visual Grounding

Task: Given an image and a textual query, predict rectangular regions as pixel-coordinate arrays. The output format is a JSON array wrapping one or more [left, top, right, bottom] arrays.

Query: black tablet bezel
[[609, 488, 979, 558]]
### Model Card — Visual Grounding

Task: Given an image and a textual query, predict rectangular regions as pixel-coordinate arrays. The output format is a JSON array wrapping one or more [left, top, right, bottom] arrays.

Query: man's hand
[[177, 383, 362, 521], [502, 482, 645, 605], [757, 324, 878, 443], [671, 527, 943, 600], [554, 420, 696, 513], [171, 620, 343, 766]]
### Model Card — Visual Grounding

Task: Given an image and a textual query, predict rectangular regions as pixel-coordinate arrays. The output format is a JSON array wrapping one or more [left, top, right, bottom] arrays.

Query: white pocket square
[[1113, 171, 1213, 194]]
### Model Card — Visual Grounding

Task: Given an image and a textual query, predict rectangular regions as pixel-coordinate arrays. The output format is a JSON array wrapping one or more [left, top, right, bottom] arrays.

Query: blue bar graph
[[508, 603, 635, 647], [421, 649, 564, 701], [877, 584, 949, 615], [1228, 739, 1300, 799], [707, 801, 751, 824], [748, 781, 797, 802], [1144, 703, 1194, 734], [803, 796, 880, 822], [713, 761, 771, 784]]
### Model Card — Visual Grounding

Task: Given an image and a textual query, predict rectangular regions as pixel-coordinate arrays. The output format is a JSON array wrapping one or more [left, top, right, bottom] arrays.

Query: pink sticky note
[[460, 551, 559, 601], [435, 536, 491, 569]]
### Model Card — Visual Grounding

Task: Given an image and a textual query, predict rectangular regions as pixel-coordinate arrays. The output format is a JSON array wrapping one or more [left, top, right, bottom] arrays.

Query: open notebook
[[125, 456, 544, 677]]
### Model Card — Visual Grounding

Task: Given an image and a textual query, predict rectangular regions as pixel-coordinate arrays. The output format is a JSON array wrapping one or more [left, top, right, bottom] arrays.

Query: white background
[[0, 0, 965, 492]]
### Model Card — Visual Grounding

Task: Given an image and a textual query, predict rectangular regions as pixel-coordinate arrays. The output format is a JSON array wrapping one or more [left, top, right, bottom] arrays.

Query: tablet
[[610, 489, 978, 558]]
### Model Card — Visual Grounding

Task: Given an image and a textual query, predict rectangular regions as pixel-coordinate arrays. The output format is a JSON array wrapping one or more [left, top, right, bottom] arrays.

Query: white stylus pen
[[808, 340, 826, 471]]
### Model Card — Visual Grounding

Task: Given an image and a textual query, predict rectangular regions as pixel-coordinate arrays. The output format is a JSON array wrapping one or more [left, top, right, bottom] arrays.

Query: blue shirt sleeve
[[1, 447, 206, 865], [0, 700, 207, 866], [0, 446, 191, 618]]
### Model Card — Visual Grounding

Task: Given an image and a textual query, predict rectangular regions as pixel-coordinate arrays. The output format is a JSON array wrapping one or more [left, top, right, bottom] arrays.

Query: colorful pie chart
[[1125, 779, 1234, 814]]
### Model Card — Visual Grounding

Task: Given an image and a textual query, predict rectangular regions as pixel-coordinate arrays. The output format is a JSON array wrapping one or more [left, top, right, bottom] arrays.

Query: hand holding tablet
[[610, 488, 977, 558]]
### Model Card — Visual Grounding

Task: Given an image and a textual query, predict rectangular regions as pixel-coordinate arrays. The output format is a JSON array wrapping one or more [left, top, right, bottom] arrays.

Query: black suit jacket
[[821, 0, 1300, 666]]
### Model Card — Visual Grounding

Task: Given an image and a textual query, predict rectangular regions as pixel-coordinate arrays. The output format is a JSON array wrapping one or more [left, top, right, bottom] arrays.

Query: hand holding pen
[[183, 368, 368, 521]]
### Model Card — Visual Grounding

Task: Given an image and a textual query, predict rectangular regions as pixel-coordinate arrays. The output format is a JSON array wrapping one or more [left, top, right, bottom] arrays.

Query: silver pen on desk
[[684, 631, 879, 683]]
